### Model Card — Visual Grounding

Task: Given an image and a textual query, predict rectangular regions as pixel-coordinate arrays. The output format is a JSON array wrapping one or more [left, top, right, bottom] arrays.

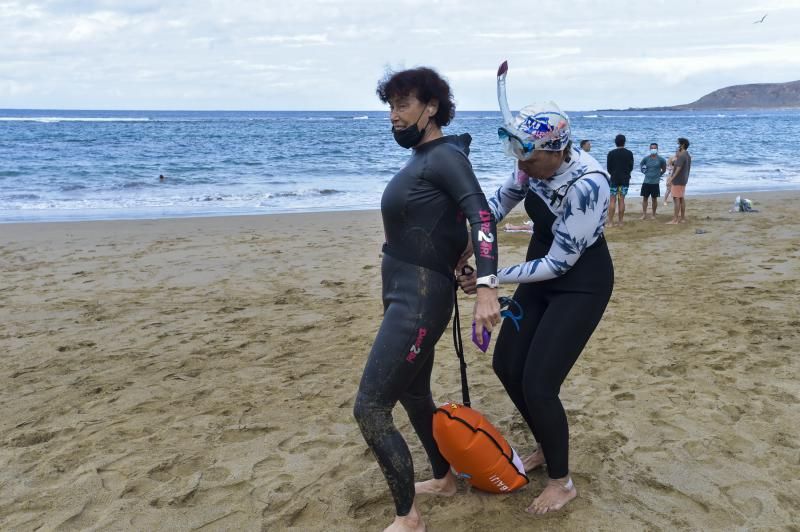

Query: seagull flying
[[753, 14, 767, 23]]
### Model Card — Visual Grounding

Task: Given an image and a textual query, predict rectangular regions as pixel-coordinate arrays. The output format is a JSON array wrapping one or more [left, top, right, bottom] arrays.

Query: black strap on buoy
[[452, 280, 471, 407]]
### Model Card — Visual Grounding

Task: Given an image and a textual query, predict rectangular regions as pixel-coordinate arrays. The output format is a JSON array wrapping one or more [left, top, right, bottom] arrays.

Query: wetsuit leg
[[521, 288, 611, 479], [491, 282, 548, 444], [353, 256, 453, 516], [400, 346, 451, 480]]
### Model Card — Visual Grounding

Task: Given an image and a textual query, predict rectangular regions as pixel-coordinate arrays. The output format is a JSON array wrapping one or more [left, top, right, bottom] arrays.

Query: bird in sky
[[753, 13, 767, 23]]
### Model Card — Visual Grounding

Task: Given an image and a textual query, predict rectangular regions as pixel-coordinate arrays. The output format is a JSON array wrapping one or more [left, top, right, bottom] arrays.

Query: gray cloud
[[1, 0, 799, 110]]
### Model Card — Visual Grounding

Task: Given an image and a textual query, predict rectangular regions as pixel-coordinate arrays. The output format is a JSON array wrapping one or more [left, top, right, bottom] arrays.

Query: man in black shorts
[[639, 142, 666, 220]]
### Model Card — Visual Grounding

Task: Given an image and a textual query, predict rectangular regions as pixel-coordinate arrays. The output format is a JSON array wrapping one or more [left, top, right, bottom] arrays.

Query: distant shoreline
[[596, 105, 800, 112]]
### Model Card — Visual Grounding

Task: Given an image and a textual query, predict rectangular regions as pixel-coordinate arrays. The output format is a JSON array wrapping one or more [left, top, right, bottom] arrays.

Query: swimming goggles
[[498, 296, 523, 331], [498, 126, 536, 161]]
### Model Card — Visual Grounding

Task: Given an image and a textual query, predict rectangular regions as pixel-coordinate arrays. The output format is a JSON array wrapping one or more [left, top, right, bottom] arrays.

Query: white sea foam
[[0, 117, 150, 122]]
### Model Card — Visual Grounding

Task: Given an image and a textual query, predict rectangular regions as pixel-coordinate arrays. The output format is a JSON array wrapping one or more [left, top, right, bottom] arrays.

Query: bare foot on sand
[[415, 471, 457, 497], [678, 218, 688, 223], [384, 502, 426, 531], [526, 476, 577, 515], [666, 219, 679, 224], [639, 214, 647, 220], [522, 448, 546, 472]]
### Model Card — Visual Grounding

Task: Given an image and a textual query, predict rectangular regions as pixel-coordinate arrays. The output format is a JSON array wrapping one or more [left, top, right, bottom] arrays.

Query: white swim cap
[[498, 101, 571, 160]]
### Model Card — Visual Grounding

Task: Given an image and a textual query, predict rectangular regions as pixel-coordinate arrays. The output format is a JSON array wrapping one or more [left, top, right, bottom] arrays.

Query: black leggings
[[353, 254, 454, 516], [492, 242, 613, 479]]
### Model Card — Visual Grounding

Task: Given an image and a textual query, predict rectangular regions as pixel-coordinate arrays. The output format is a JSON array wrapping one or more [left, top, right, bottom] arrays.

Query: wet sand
[[1, 192, 799, 530]]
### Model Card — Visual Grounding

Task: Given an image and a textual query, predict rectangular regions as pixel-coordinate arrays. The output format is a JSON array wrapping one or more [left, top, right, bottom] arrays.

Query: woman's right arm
[[487, 169, 528, 224]]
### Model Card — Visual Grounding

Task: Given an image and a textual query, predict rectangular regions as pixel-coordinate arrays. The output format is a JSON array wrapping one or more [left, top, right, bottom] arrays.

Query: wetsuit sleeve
[[498, 177, 609, 284], [486, 170, 528, 223], [427, 148, 498, 278]]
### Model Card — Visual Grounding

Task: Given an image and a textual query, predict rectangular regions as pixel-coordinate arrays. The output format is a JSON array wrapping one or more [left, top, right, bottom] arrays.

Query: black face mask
[[392, 107, 429, 149]]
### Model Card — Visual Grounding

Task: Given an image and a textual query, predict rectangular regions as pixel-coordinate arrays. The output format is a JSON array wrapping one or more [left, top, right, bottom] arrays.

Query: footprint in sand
[[220, 424, 276, 443], [203, 466, 231, 482], [9, 430, 57, 447], [592, 431, 629, 455], [720, 482, 766, 518], [682, 439, 714, 461], [147, 455, 210, 482], [252, 453, 286, 479]]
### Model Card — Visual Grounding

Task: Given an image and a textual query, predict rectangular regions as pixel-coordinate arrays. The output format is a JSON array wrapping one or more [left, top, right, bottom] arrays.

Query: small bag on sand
[[730, 195, 758, 212]]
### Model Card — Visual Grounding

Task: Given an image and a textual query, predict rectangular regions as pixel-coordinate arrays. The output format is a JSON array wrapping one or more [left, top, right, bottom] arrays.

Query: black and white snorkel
[[496, 61, 535, 161], [496, 60, 572, 164], [497, 60, 515, 129]]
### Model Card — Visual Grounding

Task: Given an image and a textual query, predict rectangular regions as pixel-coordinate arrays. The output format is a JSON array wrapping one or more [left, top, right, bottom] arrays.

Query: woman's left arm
[[498, 177, 609, 284]]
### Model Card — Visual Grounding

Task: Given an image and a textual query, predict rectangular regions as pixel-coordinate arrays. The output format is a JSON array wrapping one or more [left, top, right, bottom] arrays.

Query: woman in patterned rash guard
[[460, 101, 614, 515]]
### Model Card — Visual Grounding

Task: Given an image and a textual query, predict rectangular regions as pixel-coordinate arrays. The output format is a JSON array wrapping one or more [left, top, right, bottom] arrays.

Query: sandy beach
[[1, 192, 799, 530]]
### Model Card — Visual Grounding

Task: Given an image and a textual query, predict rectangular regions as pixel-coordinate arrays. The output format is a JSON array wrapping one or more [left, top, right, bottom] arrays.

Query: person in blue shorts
[[606, 134, 634, 226]]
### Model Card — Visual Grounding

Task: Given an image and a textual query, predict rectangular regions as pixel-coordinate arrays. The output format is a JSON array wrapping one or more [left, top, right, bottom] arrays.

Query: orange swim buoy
[[433, 402, 528, 493]]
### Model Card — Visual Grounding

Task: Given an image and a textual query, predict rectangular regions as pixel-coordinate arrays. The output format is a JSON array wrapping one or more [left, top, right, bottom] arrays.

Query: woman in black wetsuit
[[353, 67, 501, 532], [459, 84, 613, 513]]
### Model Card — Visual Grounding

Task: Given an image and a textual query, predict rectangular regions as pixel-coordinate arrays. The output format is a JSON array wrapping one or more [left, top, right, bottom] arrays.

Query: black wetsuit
[[487, 150, 613, 480], [353, 134, 498, 516]]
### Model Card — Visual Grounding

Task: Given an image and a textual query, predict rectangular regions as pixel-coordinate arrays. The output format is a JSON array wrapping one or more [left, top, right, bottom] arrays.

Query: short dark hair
[[580, 139, 590, 149], [650, 142, 658, 148], [376, 67, 456, 127], [615, 134, 626, 147], [678, 137, 690, 149]]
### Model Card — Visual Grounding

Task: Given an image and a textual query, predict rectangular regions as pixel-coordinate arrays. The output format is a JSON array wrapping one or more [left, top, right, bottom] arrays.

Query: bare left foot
[[384, 502, 426, 532], [678, 218, 688, 223], [521, 448, 546, 472], [639, 214, 647, 220], [415, 471, 457, 497], [526, 476, 577, 515]]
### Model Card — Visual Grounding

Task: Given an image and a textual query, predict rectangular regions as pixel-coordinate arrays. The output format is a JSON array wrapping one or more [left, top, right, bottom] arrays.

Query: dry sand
[[1, 192, 799, 531]]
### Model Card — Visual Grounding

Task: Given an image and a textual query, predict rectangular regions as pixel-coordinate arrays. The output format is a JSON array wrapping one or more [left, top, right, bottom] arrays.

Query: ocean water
[[1, 108, 799, 222]]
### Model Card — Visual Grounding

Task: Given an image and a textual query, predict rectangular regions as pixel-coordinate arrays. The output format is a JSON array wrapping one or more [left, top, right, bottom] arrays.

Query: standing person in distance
[[663, 147, 678, 206], [666, 137, 692, 224], [639, 143, 667, 220], [606, 134, 634, 227]]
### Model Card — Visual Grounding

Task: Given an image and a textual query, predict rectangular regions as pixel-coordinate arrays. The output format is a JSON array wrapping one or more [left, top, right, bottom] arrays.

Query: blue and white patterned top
[[487, 148, 610, 284]]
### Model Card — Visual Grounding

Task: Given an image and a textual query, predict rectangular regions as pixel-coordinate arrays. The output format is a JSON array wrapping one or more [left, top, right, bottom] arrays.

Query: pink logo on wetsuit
[[406, 327, 427, 363], [477, 210, 495, 260]]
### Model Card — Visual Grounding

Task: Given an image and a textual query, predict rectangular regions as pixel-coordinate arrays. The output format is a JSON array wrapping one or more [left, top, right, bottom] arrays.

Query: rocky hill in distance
[[608, 80, 800, 111]]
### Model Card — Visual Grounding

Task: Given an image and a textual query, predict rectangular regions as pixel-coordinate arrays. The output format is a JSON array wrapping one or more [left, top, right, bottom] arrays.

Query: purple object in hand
[[472, 321, 491, 352]]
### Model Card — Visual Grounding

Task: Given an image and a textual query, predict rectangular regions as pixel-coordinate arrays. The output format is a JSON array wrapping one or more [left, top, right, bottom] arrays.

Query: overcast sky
[[2, 0, 799, 111]]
